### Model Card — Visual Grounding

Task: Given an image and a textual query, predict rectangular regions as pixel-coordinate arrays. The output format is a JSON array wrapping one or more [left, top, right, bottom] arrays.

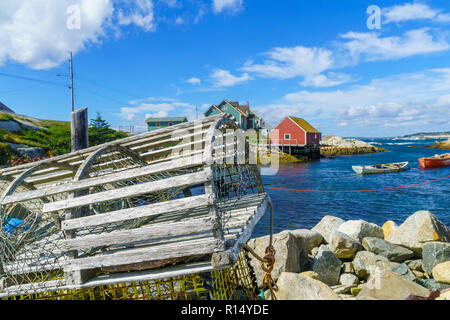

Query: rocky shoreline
[[425, 139, 450, 150], [246, 211, 450, 300], [320, 136, 387, 157]]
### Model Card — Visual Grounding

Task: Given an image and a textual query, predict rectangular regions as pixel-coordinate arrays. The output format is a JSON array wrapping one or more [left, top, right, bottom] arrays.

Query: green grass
[[0, 112, 128, 165]]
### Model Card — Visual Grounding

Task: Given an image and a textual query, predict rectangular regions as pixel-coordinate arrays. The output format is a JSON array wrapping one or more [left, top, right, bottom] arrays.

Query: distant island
[[395, 131, 450, 140]]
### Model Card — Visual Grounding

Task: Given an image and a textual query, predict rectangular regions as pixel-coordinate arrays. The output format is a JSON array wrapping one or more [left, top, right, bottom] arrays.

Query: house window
[[284, 134, 291, 140]]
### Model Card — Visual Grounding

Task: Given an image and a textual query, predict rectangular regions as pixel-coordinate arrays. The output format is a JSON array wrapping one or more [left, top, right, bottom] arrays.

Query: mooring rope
[[264, 174, 450, 193]]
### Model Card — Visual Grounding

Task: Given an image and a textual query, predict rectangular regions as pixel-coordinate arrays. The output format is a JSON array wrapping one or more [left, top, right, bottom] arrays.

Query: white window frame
[[284, 134, 291, 140]]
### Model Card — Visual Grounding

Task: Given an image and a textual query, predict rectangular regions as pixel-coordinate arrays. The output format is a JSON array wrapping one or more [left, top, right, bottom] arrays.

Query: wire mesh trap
[[0, 114, 271, 299]]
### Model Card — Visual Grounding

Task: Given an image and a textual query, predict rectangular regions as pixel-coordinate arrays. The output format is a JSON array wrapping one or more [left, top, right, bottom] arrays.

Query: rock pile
[[320, 136, 386, 157], [247, 210, 450, 300]]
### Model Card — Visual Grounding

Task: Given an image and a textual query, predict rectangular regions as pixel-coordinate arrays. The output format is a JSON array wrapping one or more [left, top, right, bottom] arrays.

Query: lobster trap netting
[[2, 250, 258, 300], [0, 168, 72, 292]]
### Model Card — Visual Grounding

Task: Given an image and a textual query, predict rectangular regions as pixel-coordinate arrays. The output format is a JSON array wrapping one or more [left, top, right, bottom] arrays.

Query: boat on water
[[352, 162, 409, 175], [419, 153, 450, 169]]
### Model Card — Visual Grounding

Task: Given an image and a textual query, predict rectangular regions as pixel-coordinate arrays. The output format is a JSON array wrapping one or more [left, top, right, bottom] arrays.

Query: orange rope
[[264, 174, 450, 193]]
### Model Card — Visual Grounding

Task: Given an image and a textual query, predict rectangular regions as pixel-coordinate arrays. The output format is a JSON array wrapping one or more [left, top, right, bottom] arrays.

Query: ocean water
[[254, 138, 450, 237]]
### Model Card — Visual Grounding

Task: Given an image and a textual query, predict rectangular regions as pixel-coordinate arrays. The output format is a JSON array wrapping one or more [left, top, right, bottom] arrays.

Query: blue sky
[[0, 0, 449, 137]]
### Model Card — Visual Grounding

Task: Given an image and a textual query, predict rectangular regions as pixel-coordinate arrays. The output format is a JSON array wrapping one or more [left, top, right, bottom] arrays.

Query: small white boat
[[352, 162, 409, 175]]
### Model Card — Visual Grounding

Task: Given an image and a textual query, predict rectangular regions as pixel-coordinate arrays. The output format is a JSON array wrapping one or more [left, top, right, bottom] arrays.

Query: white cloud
[[186, 77, 201, 85], [210, 69, 250, 87], [300, 72, 353, 88], [255, 69, 450, 130], [383, 2, 450, 24], [242, 46, 334, 80], [212, 0, 243, 14], [0, 0, 114, 69], [174, 17, 184, 25], [340, 28, 449, 62], [117, 0, 155, 32]]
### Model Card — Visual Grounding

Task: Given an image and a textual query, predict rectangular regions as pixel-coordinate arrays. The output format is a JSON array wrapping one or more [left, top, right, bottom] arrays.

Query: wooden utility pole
[[68, 52, 88, 152], [70, 52, 75, 112]]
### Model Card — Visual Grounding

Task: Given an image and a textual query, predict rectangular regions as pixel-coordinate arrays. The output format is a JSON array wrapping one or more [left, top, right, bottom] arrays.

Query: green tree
[[88, 112, 127, 146]]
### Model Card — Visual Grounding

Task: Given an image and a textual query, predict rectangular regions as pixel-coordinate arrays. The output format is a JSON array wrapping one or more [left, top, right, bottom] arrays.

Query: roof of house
[[288, 116, 320, 133], [0, 101, 15, 114], [145, 117, 187, 123]]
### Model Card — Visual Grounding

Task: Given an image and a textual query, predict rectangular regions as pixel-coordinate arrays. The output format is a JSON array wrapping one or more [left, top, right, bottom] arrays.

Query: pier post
[[71, 107, 89, 152]]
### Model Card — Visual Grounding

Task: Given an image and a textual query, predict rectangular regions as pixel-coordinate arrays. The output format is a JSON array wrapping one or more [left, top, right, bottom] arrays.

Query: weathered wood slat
[[43, 170, 211, 213], [3, 157, 204, 205], [212, 194, 269, 266], [61, 217, 216, 251], [64, 238, 224, 271], [61, 194, 212, 231]]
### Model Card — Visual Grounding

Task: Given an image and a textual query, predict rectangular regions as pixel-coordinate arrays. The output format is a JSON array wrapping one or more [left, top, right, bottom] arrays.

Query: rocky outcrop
[[382, 221, 398, 239], [289, 229, 323, 252], [271, 272, 341, 300], [362, 237, 415, 263], [340, 273, 359, 286], [0, 120, 21, 132], [247, 231, 308, 287], [311, 215, 344, 243], [338, 220, 384, 242], [432, 262, 450, 284], [352, 251, 391, 280], [320, 136, 386, 156], [392, 263, 416, 282], [422, 242, 450, 275], [311, 245, 342, 286], [246, 212, 449, 300], [357, 271, 430, 300], [386, 211, 450, 255], [329, 231, 363, 259]]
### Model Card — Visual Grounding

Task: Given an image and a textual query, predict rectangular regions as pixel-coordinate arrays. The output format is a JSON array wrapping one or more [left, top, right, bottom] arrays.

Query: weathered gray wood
[[64, 238, 224, 272], [71, 107, 89, 152], [212, 194, 268, 266], [62, 217, 216, 251], [43, 170, 211, 213], [61, 194, 212, 231]]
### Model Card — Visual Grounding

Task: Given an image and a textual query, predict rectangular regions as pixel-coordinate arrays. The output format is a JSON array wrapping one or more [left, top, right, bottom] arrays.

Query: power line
[[0, 72, 68, 88], [0, 83, 44, 94]]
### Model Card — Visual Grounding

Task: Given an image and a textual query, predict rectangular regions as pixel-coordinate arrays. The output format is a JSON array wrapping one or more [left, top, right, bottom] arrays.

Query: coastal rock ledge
[[248, 210, 450, 300]]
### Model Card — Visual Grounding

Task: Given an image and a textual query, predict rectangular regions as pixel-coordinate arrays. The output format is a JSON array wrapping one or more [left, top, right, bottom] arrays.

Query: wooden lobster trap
[[0, 114, 272, 299]]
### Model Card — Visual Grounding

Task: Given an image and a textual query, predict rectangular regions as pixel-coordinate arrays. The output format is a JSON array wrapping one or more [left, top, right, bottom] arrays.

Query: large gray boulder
[[352, 251, 391, 280], [312, 216, 344, 243], [337, 220, 384, 242], [289, 229, 323, 252], [16, 147, 45, 159], [392, 263, 416, 282], [386, 211, 450, 255], [362, 237, 415, 262], [329, 231, 363, 259], [271, 272, 342, 300], [247, 231, 308, 288], [422, 242, 450, 275], [357, 271, 430, 300], [0, 120, 21, 132], [311, 245, 342, 286]]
